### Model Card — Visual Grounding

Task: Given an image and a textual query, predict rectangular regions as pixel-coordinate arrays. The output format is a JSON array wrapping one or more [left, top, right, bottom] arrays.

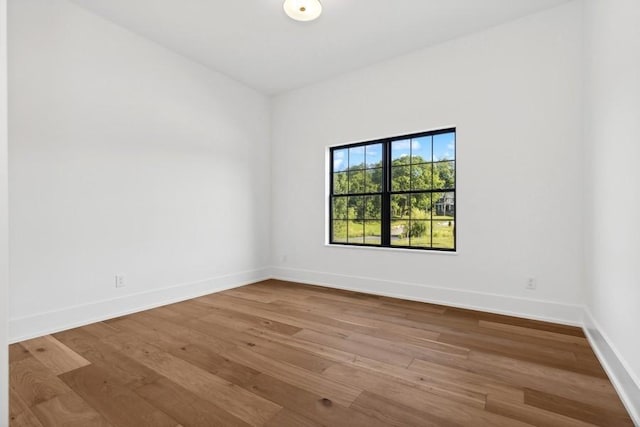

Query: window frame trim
[[328, 127, 457, 252]]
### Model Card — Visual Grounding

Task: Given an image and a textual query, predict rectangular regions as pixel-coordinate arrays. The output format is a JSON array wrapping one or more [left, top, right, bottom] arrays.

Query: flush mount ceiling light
[[283, 0, 322, 22]]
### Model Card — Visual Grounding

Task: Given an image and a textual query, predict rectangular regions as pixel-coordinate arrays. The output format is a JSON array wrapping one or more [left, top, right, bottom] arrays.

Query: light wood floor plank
[[349, 356, 487, 408], [10, 409, 45, 427], [9, 344, 32, 364], [20, 336, 91, 376], [102, 332, 281, 427], [245, 372, 386, 427], [523, 387, 634, 427], [134, 377, 252, 427], [486, 395, 607, 427], [9, 387, 36, 425], [322, 362, 532, 427], [478, 320, 592, 346], [53, 328, 163, 389], [10, 357, 71, 408], [293, 328, 415, 367], [264, 408, 322, 427], [220, 345, 363, 407], [59, 364, 179, 427], [31, 392, 112, 427], [351, 390, 458, 427]]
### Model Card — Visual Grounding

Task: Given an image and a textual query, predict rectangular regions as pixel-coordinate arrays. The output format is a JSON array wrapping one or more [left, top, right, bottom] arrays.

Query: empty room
[[0, 0, 639, 426]]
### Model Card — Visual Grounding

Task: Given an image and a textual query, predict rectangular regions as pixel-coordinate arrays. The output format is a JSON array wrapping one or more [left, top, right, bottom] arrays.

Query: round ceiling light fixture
[[283, 0, 322, 22]]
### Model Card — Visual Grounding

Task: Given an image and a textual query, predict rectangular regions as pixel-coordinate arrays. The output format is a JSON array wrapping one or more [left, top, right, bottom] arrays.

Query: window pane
[[411, 136, 432, 163], [349, 146, 365, 169], [365, 196, 381, 219], [348, 170, 365, 193], [433, 192, 455, 219], [410, 163, 433, 190], [434, 132, 455, 161], [365, 168, 383, 192], [363, 220, 381, 245], [409, 193, 432, 218], [433, 220, 455, 249], [332, 221, 348, 243], [333, 172, 348, 194], [392, 139, 411, 160], [366, 144, 383, 168], [391, 220, 409, 246], [391, 165, 410, 191], [333, 149, 348, 172], [347, 221, 364, 244], [348, 196, 365, 220], [433, 161, 455, 189], [408, 220, 432, 247], [391, 195, 409, 219], [332, 197, 348, 220]]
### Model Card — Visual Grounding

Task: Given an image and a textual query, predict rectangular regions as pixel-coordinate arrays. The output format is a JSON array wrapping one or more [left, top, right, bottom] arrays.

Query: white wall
[[583, 0, 640, 422], [271, 2, 585, 324], [8, 0, 271, 341], [0, 0, 8, 423], [4, 0, 639, 422]]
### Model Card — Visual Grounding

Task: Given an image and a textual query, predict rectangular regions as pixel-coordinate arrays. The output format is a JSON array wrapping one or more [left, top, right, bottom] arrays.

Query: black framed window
[[330, 128, 456, 251]]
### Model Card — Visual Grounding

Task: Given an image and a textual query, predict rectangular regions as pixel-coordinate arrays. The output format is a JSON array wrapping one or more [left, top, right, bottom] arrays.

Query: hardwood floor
[[9, 279, 633, 426]]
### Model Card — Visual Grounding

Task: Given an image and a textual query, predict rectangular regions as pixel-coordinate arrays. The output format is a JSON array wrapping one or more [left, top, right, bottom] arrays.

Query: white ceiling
[[70, 0, 571, 95]]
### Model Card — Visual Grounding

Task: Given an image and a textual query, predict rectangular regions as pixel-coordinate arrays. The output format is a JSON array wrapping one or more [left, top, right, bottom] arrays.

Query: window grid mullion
[[431, 136, 434, 246], [381, 140, 391, 246]]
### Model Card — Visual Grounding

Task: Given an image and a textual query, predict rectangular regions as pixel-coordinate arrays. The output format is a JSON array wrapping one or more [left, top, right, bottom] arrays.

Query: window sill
[[324, 243, 458, 255]]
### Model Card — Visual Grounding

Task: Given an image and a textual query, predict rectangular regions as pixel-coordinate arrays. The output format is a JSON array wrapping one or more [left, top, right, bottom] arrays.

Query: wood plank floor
[[9, 279, 633, 426]]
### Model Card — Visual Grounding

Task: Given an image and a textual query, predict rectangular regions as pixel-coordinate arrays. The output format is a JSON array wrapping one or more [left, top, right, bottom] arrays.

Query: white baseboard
[[8, 268, 271, 343], [270, 266, 584, 326], [583, 309, 640, 426]]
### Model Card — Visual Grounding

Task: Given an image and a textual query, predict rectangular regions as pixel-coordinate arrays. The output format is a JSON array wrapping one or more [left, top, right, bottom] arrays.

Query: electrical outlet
[[526, 277, 536, 290], [115, 274, 126, 288]]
